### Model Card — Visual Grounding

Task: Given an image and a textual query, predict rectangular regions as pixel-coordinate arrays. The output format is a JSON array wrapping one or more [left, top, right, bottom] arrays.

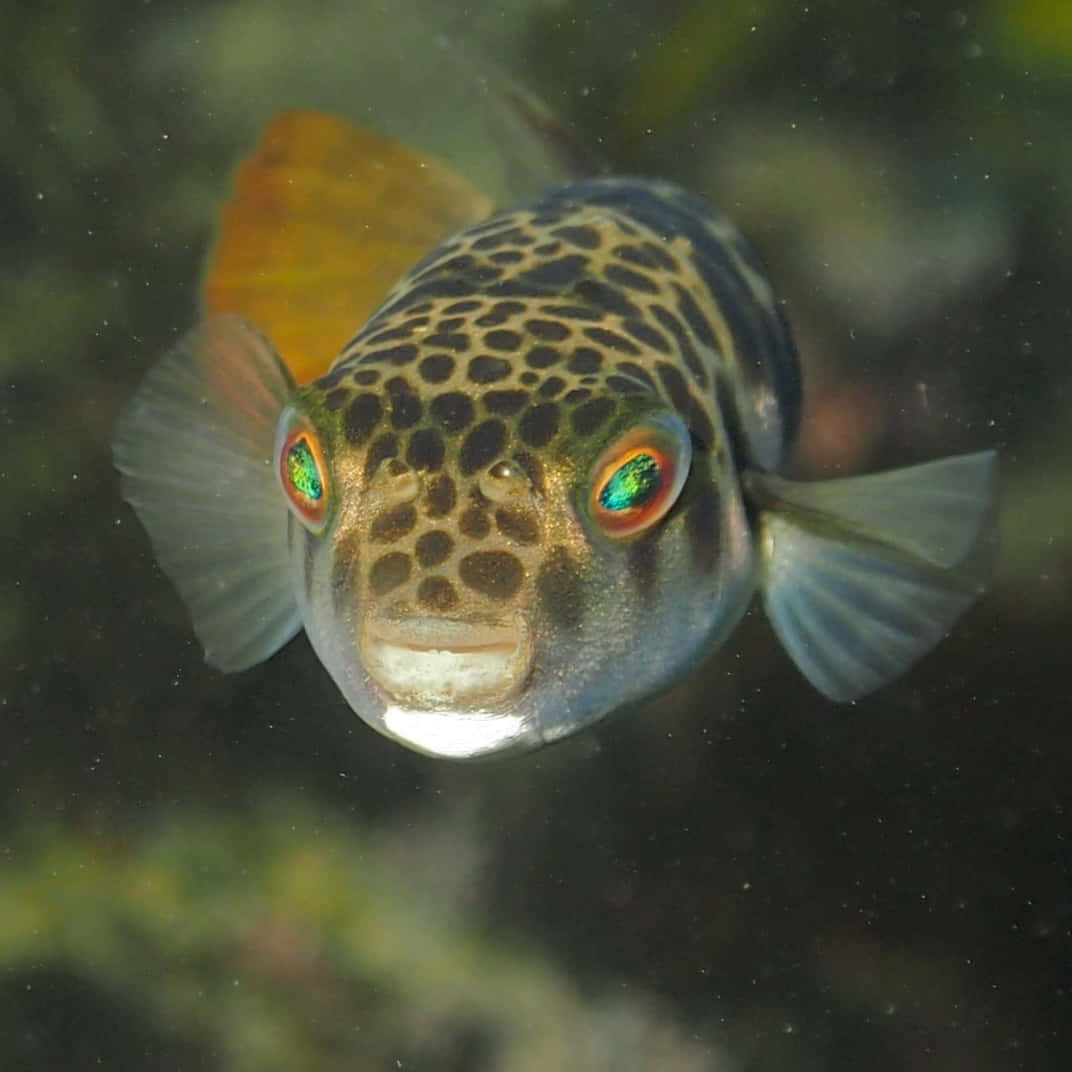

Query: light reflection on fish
[[113, 111, 997, 759]]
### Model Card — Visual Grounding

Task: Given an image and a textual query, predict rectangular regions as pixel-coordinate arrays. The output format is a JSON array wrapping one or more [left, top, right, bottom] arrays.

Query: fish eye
[[589, 414, 691, 540], [276, 408, 330, 532]]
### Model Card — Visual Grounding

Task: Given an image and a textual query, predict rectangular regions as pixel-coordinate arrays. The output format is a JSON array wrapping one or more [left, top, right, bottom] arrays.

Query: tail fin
[[747, 451, 998, 701]]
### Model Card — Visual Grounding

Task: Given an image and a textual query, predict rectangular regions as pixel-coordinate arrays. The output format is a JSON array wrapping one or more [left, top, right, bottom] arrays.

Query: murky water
[[2, 1, 1069, 1068]]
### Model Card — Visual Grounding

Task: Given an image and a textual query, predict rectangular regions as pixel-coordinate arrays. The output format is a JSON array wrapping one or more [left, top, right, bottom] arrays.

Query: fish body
[[114, 113, 997, 759]]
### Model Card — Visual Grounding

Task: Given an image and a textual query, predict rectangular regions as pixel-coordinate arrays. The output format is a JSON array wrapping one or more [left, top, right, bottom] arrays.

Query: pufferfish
[[114, 111, 997, 759]]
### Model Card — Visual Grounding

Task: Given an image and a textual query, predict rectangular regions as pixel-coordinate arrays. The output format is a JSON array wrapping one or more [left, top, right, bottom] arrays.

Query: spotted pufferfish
[[114, 111, 997, 759]]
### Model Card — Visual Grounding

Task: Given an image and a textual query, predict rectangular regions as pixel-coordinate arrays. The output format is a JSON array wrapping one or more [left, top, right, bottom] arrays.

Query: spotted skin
[[287, 177, 798, 754], [114, 111, 995, 760]]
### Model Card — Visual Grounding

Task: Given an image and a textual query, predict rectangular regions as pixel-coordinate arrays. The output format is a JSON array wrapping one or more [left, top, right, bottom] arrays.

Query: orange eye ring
[[589, 415, 691, 540], [276, 409, 330, 532]]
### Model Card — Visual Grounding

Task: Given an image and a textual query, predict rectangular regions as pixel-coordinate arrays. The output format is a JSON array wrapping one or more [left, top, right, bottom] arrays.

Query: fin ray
[[114, 316, 301, 672], [758, 451, 998, 569], [753, 451, 997, 701]]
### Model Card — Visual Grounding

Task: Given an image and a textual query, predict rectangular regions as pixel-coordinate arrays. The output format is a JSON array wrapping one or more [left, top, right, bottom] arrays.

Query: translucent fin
[[202, 111, 494, 384], [113, 316, 301, 672], [749, 451, 998, 701]]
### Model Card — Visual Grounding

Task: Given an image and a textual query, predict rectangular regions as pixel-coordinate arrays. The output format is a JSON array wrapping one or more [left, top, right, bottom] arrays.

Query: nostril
[[368, 456, 421, 505], [478, 457, 533, 504]]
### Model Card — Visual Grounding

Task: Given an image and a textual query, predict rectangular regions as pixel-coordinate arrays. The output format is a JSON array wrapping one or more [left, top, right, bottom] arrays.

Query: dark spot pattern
[[483, 389, 528, 415], [614, 362, 657, 389], [604, 263, 659, 293], [406, 427, 445, 472], [472, 226, 534, 251], [567, 347, 602, 374], [344, 393, 382, 446], [365, 318, 429, 345], [423, 331, 471, 352], [386, 376, 422, 429], [459, 505, 490, 539], [571, 397, 616, 437], [538, 376, 566, 398], [324, 387, 349, 411], [612, 243, 660, 269], [485, 329, 523, 352], [515, 450, 546, 496], [672, 282, 717, 349], [424, 473, 456, 517], [459, 550, 524, 600], [537, 546, 584, 629], [518, 403, 560, 448], [621, 319, 672, 354], [369, 552, 411, 595], [417, 576, 458, 612], [361, 343, 419, 366], [468, 355, 512, 383], [460, 419, 507, 476], [495, 507, 539, 544], [524, 318, 570, 342], [475, 301, 525, 326], [573, 279, 642, 320], [331, 531, 359, 613], [643, 240, 678, 272], [540, 303, 602, 322], [651, 304, 707, 385], [525, 346, 561, 369], [418, 354, 454, 383], [316, 365, 348, 390], [551, 224, 601, 249], [655, 361, 691, 415], [430, 392, 475, 433], [583, 325, 641, 355], [363, 433, 399, 480], [353, 369, 381, 386], [370, 504, 417, 543], [605, 375, 650, 396], [415, 529, 453, 568], [518, 254, 589, 289], [443, 299, 483, 314]]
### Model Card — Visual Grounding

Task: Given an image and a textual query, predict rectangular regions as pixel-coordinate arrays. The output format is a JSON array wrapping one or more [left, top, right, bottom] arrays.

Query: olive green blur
[[2, 1, 1069, 1069]]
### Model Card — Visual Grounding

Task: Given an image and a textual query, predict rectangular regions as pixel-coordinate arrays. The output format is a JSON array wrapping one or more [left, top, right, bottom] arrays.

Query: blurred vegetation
[[1, 0, 1070, 1069]]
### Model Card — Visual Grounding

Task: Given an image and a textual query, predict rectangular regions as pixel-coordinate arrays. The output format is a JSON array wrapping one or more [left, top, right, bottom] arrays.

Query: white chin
[[362, 617, 531, 710], [380, 704, 531, 759]]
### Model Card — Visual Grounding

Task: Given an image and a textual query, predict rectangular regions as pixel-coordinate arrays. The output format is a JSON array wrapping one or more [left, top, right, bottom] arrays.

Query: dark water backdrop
[[2, 1, 1070, 1068]]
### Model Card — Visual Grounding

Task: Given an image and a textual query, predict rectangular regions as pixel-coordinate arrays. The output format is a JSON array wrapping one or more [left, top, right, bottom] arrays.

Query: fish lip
[[361, 616, 532, 709]]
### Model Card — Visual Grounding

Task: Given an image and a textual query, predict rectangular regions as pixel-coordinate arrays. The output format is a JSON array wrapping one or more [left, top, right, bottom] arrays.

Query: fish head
[[276, 360, 756, 758]]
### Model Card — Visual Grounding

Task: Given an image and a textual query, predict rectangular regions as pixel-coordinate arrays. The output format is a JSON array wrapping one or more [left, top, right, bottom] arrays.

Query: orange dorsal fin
[[202, 110, 494, 384]]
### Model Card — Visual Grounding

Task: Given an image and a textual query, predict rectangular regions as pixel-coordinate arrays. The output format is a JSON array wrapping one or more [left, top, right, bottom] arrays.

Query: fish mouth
[[362, 616, 532, 710]]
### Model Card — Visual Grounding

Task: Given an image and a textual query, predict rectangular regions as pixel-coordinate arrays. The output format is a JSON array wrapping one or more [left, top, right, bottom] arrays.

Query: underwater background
[[2, 0, 1069, 1068]]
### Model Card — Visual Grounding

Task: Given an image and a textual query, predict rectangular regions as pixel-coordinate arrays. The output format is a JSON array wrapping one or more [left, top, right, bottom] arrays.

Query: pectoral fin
[[113, 316, 301, 671], [748, 450, 998, 701]]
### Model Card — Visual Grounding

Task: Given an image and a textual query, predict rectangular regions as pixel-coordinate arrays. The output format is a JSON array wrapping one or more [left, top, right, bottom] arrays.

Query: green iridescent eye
[[277, 410, 330, 531], [590, 415, 692, 540], [598, 452, 660, 512], [286, 438, 323, 501]]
